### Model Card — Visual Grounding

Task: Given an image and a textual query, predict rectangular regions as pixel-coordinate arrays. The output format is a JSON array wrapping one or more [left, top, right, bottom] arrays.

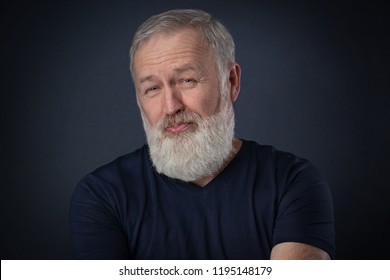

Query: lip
[[165, 122, 192, 133]]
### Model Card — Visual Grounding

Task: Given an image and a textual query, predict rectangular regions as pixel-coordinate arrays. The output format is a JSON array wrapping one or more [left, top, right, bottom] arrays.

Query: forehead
[[133, 28, 213, 76]]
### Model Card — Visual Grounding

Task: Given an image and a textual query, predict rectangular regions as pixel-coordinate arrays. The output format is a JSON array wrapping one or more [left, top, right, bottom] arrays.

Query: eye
[[180, 78, 197, 87], [142, 86, 159, 97], [147, 87, 157, 93]]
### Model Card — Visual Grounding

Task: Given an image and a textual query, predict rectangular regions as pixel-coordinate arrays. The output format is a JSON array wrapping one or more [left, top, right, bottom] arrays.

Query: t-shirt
[[69, 139, 335, 259]]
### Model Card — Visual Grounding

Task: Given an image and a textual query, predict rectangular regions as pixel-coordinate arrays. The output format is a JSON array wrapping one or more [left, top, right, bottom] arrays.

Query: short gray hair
[[129, 9, 235, 88]]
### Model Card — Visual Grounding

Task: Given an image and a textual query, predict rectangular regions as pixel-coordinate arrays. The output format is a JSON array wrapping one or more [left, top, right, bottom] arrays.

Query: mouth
[[165, 122, 193, 134]]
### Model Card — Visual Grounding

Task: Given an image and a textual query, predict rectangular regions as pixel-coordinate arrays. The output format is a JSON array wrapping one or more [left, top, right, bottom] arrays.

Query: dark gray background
[[2, 0, 389, 259]]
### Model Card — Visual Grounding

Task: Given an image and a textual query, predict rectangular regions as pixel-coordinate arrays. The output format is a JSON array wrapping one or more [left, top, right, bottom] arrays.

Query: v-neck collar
[[155, 139, 249, 198]]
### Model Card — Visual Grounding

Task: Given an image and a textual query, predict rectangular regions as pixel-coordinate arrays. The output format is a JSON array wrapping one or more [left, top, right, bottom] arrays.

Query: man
[[70, 9, 335, 260]]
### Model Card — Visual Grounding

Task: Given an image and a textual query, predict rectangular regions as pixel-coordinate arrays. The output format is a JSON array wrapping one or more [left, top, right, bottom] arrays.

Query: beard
[[140, 93, 235, 182]]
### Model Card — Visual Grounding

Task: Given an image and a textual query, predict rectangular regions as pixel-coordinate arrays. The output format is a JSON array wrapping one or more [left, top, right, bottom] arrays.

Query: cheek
[[191, 91, 221, 117], [139, 100, 163, 127]]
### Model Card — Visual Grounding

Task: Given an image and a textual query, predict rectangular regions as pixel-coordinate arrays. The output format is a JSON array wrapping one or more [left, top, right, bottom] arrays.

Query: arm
[[270, 242, 330, 260]]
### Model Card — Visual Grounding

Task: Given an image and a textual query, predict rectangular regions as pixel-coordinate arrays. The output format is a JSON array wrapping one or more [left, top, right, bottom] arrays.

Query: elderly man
[[70, 9, 335, 260]]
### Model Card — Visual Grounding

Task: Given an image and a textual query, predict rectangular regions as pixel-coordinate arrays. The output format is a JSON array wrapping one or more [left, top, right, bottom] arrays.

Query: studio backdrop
[[2, 0, 389, 259]]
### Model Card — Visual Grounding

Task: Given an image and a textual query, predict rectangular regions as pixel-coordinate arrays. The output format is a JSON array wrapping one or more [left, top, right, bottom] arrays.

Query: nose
[[163, 87, 184, 116]]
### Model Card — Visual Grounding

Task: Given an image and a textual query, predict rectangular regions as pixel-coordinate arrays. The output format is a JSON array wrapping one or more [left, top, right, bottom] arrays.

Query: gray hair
[[129, 9, 235, 91]]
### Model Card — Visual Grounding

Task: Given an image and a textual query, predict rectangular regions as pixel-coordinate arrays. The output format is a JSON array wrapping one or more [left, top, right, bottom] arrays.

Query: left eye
[[182, 79, 195, 84]]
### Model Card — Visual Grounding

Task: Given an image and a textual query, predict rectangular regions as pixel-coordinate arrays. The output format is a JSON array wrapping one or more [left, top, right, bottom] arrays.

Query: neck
[[192, 138, 243, 187]]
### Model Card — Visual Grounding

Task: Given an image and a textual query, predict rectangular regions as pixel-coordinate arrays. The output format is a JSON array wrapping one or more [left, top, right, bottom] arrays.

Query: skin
[[133, 28, 240, 127], [271, 242, 330, 259], [133, 27, 330, 260]]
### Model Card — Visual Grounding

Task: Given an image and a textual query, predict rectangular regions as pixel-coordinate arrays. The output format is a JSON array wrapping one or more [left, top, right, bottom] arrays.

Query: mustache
[[158, 111, 202, 130]]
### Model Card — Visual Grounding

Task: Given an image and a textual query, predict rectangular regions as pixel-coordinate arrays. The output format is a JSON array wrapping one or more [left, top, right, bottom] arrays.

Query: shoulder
[[242, 139, 303, 162], [241, 139, 327, 191], [72, 145, 150, 202], [242, 139, 315, 171], [88, 145, 149, 182]]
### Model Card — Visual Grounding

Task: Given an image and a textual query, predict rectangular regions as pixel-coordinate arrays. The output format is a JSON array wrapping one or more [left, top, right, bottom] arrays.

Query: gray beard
[[141, 96, 235, 182]]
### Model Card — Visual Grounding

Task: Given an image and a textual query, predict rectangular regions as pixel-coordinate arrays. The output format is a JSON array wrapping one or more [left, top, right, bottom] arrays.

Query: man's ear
[[228, 63, 241, 102]]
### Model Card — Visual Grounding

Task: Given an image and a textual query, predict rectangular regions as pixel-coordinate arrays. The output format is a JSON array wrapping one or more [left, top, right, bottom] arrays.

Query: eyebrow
[[138, 64, 199, 84], [139, 75, 158, 84], [173, 64, 197, 74]]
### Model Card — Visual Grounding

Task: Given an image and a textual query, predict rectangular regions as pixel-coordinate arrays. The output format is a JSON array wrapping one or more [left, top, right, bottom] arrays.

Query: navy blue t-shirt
[[70, 140, 335, 259]]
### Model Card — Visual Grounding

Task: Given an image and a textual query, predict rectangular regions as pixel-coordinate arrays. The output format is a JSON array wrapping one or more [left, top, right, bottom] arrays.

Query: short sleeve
[[273, 158, 335, 259], [69, 175, 130, 259]]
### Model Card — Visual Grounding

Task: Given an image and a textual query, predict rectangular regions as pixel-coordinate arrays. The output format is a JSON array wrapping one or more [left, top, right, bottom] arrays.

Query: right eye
[[146, 87, 157, 93], [143, 86, 159, 96]]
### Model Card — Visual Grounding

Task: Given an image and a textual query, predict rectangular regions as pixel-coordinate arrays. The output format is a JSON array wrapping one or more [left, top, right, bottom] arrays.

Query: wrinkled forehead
[[133, 28, 214, 73], [141, 27, 209, 51], [133, 27, 213, 62]]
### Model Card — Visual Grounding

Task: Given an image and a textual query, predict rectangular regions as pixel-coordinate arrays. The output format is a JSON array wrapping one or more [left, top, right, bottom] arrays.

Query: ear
[[228, 63, 241, 102]]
